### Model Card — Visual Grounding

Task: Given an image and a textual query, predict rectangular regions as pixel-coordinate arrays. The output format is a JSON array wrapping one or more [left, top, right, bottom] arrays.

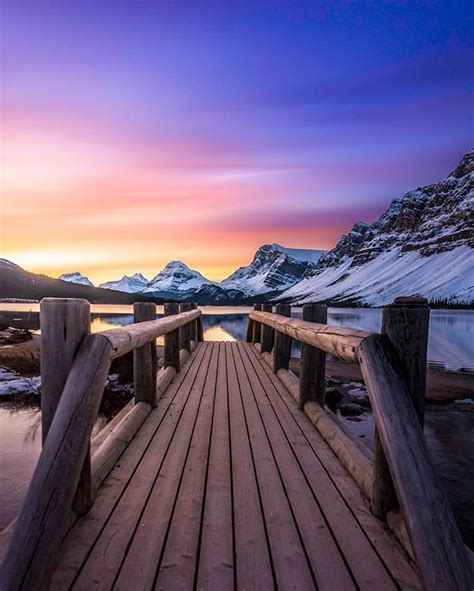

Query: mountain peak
[[59, 272, 94, 287]]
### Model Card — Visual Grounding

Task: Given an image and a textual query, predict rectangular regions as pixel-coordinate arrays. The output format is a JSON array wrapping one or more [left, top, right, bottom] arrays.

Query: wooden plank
[[225, 342, 274, 590], [238, 343, 355, 590], [154, 343, 220, 589], [247, 343, 421, 590], [195, 343, 234, 589], [245, 344, 411, 590], [133, 302, 158, 407], [232, 344, 315, 589], [250, 310, 372, 363], [50, 345, 205, 590], [68, 343, 211, 591], [106, 343, 214, 590], [358, 335, 472, 590]]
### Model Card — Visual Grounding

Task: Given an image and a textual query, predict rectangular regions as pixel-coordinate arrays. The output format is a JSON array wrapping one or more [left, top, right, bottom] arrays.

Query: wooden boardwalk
[[51, 342, 419, 590], [2, 301, 471, 590]]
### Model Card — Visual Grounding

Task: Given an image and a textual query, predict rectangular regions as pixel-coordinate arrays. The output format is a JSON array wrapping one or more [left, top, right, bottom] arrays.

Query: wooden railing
[[0, 298, 203, 591], [248, 300, 472, 591]]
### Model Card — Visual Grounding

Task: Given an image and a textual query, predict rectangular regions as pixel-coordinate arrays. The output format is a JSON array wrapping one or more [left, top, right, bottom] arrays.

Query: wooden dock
[[0, 300, 472, 590]]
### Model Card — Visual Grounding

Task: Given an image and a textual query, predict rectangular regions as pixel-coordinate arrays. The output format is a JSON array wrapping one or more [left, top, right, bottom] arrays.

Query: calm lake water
[[1, 304, 473, 371], [0, 304, 473, 540]]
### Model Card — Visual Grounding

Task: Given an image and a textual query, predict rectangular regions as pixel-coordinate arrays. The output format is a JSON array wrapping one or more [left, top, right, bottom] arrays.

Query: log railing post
[[189, 302, 198, 342], [298, 303, 327, 410], [133, 302, 158, 407], [252, 303, 262, 344], [246, 311, 254, 342], [371, 296, 430, 520], [40, 298, 91, 443], [260, 304, 274, 353], [179, 303, 193, 352], [40, 298, 93, 516], [164, 303, 180, 372], [273, 304, 291, 373]]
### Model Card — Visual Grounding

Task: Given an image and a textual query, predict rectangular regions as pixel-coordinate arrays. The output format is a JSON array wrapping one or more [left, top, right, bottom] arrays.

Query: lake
[[1, 304, 473, 372]]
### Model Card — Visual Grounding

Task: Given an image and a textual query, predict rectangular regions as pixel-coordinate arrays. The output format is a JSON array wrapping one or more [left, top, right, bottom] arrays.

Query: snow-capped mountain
[[144, 261, 214, 294], [221, 243, 325, 296], [281, 150, 474, 306], [59, 272, 94, 287], [100, 273, 149, 293]]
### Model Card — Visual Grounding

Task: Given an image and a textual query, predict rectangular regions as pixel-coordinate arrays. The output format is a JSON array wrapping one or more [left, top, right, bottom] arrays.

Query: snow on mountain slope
[[144, 261, 215, 294], [59, 272, 94, 287], [100, 273, 149, 293], [221, 243, 322, 296], [282, 150, 474, 305]]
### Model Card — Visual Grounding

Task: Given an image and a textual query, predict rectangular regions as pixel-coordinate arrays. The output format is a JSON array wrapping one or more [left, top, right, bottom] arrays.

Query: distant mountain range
[[1, 150, 472, 306]]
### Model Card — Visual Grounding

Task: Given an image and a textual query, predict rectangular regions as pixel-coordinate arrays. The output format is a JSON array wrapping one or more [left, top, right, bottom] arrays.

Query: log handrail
[[249, 308, 472, 590], [0, 304, 203, 590]]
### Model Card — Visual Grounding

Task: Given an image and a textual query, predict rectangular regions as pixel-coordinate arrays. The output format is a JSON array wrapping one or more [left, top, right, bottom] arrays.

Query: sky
[[1, 1, 473, 284]]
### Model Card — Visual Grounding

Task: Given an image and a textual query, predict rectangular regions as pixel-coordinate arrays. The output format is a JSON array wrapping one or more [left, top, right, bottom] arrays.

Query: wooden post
[[40, 297, 92, 516], [164, 303, 180, 372], [189, 302, 198, 342], [246, 313, 254, 343], [260, 304, 274, 353], [273, 304, 291, 373], [133, 302, 158, 407], [179, 302, 193, 352], [298, 303, 327, 410], [197, 314, 204, 341], [252, 303, 262, 344], [40, 298, 91, 443], [371, 296, 430, 520]]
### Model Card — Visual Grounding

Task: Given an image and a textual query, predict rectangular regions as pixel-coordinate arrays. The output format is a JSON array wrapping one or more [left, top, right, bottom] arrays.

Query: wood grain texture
[[272, 304, 291, 373], [133, 302, 157, 406], [358, 334, 472, 591], [299, 304, 327, 409], [179, 302, 193, 352], [260, 303, 274, 353], [372, 299, 430, 520], [100, 309, 200, 358], [252, 303, 262, 344], [39, 297, 91, 443], [250, 310, 372, 362]]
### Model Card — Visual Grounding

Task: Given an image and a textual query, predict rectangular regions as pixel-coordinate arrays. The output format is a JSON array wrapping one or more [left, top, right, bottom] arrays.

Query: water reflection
[[1, 305, 473, 371]]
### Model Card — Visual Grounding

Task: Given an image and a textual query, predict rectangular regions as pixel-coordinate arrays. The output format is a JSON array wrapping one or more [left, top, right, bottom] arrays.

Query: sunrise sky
[[1, 1, 472, 283]]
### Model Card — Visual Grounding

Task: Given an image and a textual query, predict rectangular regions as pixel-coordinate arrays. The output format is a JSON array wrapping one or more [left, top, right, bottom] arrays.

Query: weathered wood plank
[[71, 343, 211, 590], [245, 343, 412, 590], [50, 345, 204, 590], [232, 344, 315, 589], [196, 343, 234, 589], [248, 344, 420, 590], [155, 343, 220, 589], [238, 343, 355, 590], [358, 335, 472, 591], [226, 342, 274, 590]]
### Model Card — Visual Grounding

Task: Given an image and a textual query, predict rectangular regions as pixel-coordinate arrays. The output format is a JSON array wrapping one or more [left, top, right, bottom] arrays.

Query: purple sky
[[1, 1, 473, 281]]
